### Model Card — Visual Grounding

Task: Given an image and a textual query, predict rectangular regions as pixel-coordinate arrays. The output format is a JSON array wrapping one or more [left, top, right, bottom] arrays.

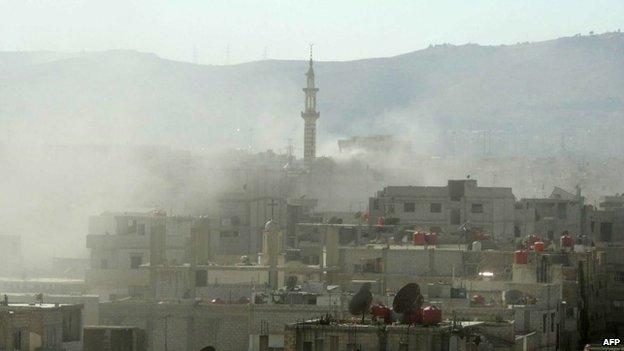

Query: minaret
[[301, 45, 319, 165]]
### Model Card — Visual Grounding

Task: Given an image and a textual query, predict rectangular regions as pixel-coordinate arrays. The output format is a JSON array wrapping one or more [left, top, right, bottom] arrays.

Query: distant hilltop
[[1, 32, 623, 157]]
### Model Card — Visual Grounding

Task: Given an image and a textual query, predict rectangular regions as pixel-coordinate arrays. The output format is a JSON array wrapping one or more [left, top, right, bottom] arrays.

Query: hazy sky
[[1, 0, 623, 64]]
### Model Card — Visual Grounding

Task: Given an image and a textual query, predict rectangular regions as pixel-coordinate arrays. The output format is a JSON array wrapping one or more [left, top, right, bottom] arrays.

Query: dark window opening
[[450, 208, 461, 225], [13, 330, 22, 350], [600, 222, 613, 242], [404, 202, 415, 212], [195, 270, 207, 287], [130, 256, 142, 269], [430, 203, 442, 213], [372, 199, 380, 210], [557, 203, 567, 219], [220, 230, 240, 238], [471, 204, 484, 214], [303, 341, 313, 351]]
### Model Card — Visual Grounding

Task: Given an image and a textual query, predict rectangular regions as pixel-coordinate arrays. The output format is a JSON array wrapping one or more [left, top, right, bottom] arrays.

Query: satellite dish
[[504, 289, 524, 305], [393, 283, 423, 314], [349, 283, 373, 322]]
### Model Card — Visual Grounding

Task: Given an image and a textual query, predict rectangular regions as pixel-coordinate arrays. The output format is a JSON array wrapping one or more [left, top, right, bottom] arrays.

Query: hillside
[[1, 32, 623, 156]]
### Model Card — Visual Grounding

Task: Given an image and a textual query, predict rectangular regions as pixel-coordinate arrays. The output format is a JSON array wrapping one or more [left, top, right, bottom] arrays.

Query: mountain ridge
[[1, 32, 623, 156]]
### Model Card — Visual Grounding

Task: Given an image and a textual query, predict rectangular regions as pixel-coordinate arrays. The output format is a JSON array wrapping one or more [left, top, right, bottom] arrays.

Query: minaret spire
[[301, 45, 319, 166]]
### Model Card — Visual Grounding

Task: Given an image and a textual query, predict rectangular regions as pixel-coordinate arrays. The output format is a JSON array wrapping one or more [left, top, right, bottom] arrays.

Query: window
[[130, 255, 143, 269], [13, 330, 22, 350], [430, 203, 442, 213], [566, 306, 575, 319], [330, 336, 339, 351], [615, 271, 624, 282], [230, 215, 241, 226], [471, 203, 484, 213], [195, 270, 207, 287], [128, 219, 137, 233], [62, 309, 81, 342], [450, 208, 461, 225], [600, 222, 613, 242], [557, 203, 567, 219], [385, 204, 395, 214], [220, 230, 239, 238], [404, 202, 415, 212], [315, 339, 324, 351], [543, 313, 547, 333], [551, 312, 555, 332], [137, 223, 146, 235], [514, 224, 521, 238], [303, 341, 313, 351], [372, 199, 380, 210]]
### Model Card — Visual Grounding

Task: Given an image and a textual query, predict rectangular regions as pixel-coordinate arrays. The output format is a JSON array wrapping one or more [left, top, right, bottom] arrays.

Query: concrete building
[[0, 301, 83, 351], [521, 187, 584, 241], [284, 320, 516, 351], [98, 299, 350, 351], [84, 326, 146, 351], [86, 212, 193, 298], [582, 193, 624, 245], [595, 247, 624, 336], [368, 179, 525, 243], [4, 293, 99, 327]]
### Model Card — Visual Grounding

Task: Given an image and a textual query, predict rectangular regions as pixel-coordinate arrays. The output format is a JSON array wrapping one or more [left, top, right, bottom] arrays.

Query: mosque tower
[[301, 45, 319, 165]]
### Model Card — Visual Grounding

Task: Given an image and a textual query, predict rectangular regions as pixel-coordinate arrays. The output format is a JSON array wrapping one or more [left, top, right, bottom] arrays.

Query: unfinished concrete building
[[521, 187, 584, 241], [368, 179, 527, 243], [0, 301, 83, 350]]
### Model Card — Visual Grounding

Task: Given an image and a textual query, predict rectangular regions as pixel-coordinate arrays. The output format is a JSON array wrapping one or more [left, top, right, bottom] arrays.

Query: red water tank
[[515, 250, 528, 264], [561, 234, 573, 248], [471, 294, 485, 305], [371, 304, 392, 323], [534, 241, 545, 252], [425, 233, 437, 246], [413, 232, 425, 245], [422, 306, 442, 325], [409, 307, 423, 324], [376, 216, 385, 226]]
